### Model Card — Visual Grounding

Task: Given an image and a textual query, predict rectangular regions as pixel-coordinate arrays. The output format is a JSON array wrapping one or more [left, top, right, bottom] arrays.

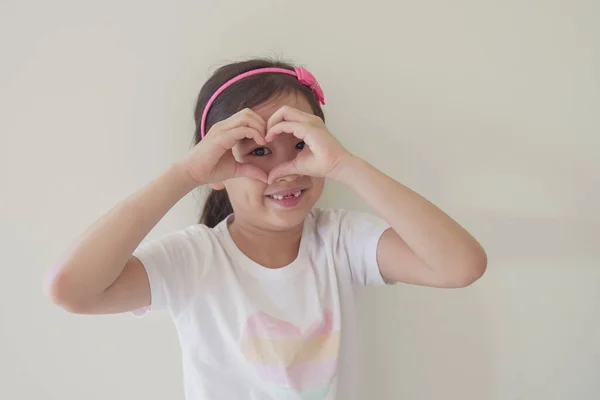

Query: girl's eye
[[296, 141, 305, 150], [250, 147, 272, 156]]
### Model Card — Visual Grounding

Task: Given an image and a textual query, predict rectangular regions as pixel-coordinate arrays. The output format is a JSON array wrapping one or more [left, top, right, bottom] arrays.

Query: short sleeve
[[132, 225, 210, 317], [336, 210, 391, 286]]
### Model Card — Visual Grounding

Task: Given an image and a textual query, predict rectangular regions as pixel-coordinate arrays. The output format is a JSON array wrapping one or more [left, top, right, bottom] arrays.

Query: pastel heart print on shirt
[[239, 308, 340, 400]]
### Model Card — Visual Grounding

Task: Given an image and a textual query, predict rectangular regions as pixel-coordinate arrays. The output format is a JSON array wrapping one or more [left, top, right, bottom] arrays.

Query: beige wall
[[1, 0, 598, 399]]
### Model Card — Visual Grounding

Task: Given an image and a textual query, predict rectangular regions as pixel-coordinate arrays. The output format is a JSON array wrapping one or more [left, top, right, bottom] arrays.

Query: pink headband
[[200, 66, 325, 139]]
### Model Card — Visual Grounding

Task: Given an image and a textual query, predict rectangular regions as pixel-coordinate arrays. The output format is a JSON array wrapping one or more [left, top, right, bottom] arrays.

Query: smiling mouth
[[266, 189, 305, 200]]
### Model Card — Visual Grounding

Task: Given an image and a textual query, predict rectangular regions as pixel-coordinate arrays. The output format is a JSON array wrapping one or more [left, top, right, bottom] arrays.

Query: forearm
[[47, 162, 198, 300], [332, 156, 486, 272]]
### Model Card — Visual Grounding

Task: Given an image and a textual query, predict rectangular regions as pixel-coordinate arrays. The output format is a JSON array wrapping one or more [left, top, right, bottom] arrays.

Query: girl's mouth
[[265, 189, 306, 208]]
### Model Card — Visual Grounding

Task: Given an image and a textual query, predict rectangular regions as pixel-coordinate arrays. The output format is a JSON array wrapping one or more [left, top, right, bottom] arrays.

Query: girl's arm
[[331, 156, 487, 288], [46, 109, 269, 314], [46, 162, 197, 314], [265, 106, 487, 288]]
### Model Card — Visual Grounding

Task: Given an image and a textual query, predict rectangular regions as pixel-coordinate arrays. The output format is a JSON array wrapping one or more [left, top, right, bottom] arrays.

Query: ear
[[210, 182, 226, 190]]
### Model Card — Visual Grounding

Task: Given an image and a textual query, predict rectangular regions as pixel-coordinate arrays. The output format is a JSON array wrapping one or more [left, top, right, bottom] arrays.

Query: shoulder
[[308, 207, 345, 225], [138, 222, 224, 259], [306, 208, 389, 248], [307, 208, 346, 235], [308, 208, 385, 231], [306, 208, 366, 241], [162, 223, 216, 244]]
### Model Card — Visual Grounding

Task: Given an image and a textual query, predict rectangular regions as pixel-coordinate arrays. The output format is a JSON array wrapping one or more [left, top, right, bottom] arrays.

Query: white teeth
[[270, 190, 302, 201]]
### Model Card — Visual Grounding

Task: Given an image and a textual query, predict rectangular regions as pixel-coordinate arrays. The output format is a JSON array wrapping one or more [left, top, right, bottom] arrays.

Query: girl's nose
[[275, 174, 301, 183]]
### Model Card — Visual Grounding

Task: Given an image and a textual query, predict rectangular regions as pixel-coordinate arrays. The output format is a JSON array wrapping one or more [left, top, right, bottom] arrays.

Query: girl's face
[[220, 92, 325, 231]]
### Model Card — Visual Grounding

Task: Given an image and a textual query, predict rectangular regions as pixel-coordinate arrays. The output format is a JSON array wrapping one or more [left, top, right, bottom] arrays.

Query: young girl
[[46, 59, 487, 400]]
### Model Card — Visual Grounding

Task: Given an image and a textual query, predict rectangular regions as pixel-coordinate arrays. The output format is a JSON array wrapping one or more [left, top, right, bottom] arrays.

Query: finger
[[219, 109, 266, 136], [267, 161, 301, 184], [265, 121, 307, 143], [234, 162, 268, 183], [217, 126, 266, 150], [266, 106, 314, 132], [221, 108, 265, 132]]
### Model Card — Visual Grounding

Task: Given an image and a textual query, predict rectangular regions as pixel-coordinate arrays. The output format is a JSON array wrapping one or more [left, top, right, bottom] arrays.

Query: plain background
[[1, 0, 599, 399]]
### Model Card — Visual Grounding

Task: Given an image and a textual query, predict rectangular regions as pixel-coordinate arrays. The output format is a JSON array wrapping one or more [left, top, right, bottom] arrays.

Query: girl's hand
[[265, 106, 352, 184], [182, 109, 268, 185]]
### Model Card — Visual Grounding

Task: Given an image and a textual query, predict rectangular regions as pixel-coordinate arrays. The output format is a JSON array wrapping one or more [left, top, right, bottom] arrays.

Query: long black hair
[[193, 59, 325, 227]]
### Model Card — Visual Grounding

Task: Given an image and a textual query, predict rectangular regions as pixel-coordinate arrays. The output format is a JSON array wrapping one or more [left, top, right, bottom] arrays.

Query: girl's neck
[[228, 217, 304, 269]]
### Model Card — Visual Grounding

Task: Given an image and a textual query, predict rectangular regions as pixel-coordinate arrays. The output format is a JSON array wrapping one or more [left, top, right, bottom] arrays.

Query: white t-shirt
[[133, 208, 390, 400]]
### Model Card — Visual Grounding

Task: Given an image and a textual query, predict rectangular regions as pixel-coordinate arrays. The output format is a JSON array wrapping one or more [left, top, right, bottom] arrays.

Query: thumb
[[267, 161, 301, 184], [233, 162, 268, 183]]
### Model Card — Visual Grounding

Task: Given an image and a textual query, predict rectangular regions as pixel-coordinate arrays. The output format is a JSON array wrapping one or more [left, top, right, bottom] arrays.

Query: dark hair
[[194, 58, 325, 227]]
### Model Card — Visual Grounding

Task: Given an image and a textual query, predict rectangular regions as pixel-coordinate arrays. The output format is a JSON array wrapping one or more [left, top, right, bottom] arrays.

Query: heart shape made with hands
[[202, 105, 350, 187], [259, 106, 348, 184]]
